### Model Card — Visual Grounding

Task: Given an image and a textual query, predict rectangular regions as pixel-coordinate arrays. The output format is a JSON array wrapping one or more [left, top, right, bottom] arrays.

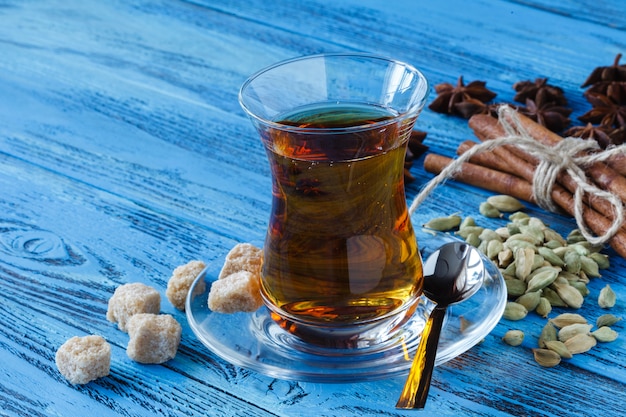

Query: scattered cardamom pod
[[456, 225, 485, 239], [526, 268, 559, 293], [487, 239, 504, 260], [533, 348, 561, 367], [563, 333, 597, 354], [538, 322, 558, 348], [580, 256, 600, 278], [544, 340, 573, 359], [516, 291, 541, 311], [589, 252, 610, 270], [465, 232, 481, 248], [558, 323, 592, 342], [479, 201, 501, 218], [487, 195, 525, 212], [549, 313, 587, 328], [537, 246, 564, 267], [552, 281, 584, 309], [564, 251, 582, 275], [542, 287, 567, 308], [514, 247, 536, 281], [591, 326, 618, 343], [459, 216, 476, 229], [502, 330, 525, 346], [503, 302, 528, 321], [596, 314, 622, 328], [498, 248, 513, 267], [535, 297, 552, 318], [423, 214, 462, 231], [505, 278, 527, 298], [598, 284, 616, 308]]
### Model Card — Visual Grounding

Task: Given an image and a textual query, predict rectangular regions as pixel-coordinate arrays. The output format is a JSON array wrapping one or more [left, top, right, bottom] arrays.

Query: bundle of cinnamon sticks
[[423, 110, 626, 258]]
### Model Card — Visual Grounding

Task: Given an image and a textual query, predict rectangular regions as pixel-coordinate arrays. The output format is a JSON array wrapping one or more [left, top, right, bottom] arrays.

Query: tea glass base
[[186, 231, 507, 383]]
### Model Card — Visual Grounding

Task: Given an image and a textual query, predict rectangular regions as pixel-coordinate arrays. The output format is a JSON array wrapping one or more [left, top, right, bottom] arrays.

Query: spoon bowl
[[396, 241, 485, 409]]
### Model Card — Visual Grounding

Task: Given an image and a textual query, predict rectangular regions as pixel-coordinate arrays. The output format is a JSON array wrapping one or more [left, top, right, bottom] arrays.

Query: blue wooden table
[[1, 1, 625, 416]]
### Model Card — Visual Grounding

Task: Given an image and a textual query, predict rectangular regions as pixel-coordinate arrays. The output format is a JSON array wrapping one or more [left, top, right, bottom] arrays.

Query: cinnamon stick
[[606, 155, 626, 177], [499, 111, 626, 205], [423, 154, 535, 202], [424, 153, 626, 258], [457, 140, 626, 234]]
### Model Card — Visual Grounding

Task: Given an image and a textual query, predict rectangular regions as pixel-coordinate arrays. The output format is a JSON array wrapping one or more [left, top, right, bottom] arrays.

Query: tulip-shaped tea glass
[[239, 53, 429, 349]]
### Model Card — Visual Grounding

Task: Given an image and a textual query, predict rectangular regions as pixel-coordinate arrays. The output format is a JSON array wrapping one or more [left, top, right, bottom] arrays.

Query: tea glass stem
[[396, 305, 447, 409]]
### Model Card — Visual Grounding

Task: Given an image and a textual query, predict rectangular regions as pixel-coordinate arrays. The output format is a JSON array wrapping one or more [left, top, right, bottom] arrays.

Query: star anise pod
[[583, 81, 626, 102], [513, 78, 567, 105], [581, 53, 626, 87], [578, 92, 626, 128], [428, 76, 497, 118], [453, 97, 489, 118], [517, 98, 572, 132], [563, 123, 617, 149]]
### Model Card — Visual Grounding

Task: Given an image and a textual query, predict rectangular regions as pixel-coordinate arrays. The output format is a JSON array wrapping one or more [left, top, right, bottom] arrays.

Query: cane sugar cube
[[106, 283, 161, 332], [166, 260, 206, 311], [126, 314, 181, 364], [55, 335, 111, 385], [218, 243, 262, 279], [208, 270, 263, 313]]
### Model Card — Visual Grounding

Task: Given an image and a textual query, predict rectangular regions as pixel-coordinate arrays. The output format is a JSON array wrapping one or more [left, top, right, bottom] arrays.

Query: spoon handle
[[396, 306, 447, 409]]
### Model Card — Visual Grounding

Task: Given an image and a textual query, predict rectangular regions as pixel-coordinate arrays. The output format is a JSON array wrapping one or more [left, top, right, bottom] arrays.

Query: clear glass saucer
[[186, 231, 506, 383]]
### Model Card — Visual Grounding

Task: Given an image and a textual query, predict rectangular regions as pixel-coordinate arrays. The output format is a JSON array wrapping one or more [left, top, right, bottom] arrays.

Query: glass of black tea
[[239, 53, 430, 349]]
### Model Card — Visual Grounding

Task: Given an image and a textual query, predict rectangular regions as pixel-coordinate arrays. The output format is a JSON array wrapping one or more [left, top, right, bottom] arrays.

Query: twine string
[[409, 105, 626, 246]]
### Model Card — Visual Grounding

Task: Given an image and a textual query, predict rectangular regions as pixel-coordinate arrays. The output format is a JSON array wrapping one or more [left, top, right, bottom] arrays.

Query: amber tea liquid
[[260, 103, 424, 346]]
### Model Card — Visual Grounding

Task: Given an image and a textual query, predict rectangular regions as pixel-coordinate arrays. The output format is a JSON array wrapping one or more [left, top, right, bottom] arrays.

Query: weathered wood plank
[[0, 0, 625, 415]]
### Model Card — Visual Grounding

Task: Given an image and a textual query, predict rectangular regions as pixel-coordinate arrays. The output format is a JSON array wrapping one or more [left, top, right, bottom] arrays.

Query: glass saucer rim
[[185, 231, 507, 383]]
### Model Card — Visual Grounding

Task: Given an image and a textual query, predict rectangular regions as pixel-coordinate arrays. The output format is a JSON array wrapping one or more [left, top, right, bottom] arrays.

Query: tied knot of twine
[[409, 105, 626, 246]]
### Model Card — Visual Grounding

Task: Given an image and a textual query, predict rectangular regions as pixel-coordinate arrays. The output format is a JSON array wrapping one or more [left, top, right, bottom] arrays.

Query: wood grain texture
[[0, 0, 625, 416]]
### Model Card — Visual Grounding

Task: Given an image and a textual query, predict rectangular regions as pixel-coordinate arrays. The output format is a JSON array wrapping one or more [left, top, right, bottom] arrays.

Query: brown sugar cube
[[55, 335, 111, 385], [208, 270, 263, 313], [106, 283, 161, 332], [218, 243, 263, 279], [126, 313, 182, 364], [166, 260, 206, 311]]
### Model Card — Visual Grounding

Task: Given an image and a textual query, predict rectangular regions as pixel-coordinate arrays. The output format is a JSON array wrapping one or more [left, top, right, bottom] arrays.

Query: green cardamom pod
[[502, 330, 525, 346], [487, 195, 525, 212], [598, 284, 617, 308], [563, 333, 597, 354], [487, 239, 504, 260], [533, 348, 561, 367], [544, 340, 573, 359], [503, 302, 528, 321], [423, 214, 462, 231], [552, 281, 584, 309], [589, 252, 610, 270], [479, 201, 501, 218], [516, 291, 541, 311], [538, 322, 557, 348], [505, 278, 527, 298], [526, 268, 559, 293], [542, 286, 567, 307], [464, 232, 481, 248], [580, 255, 600, 277], [549, 313, 587, 328], [459, 216, 476, 229], [535, 297, 552, 318], [591, 326, 618, 343], [515, 247, 536, 281], [558, 323, 592, 342], [456, 225, 485, 239], [596, 314, 622, 328], [537, 246, 565, 267]]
